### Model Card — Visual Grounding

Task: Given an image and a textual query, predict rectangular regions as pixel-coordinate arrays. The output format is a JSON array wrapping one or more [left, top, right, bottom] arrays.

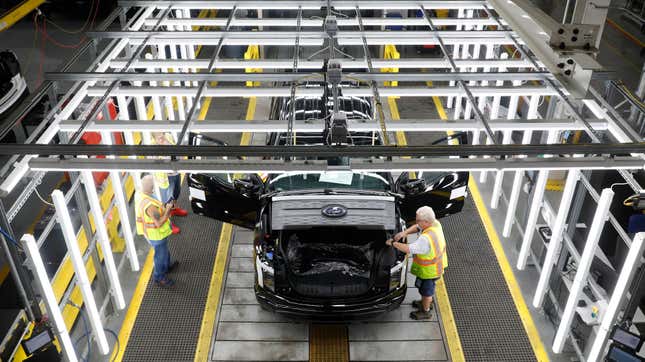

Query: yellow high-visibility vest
[[410, 221, 448, 279], [135, 191, 172, 240]]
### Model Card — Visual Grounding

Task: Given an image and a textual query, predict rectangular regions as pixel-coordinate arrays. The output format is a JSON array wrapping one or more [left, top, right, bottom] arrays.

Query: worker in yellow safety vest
[[152, 132, 188, 235], [386, 206, 447, 320], [135, 175, 177, 287]]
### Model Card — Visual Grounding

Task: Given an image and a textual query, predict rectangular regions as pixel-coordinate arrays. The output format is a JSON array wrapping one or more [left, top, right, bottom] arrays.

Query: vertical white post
[[490, 130, 512, 209], [502, 130, 533, 237], [167, 19, 186, 122], [489, 53, 508, 120], [21, 234, 78, 362], [100, 130, 140, 272], [502, 94, 540, 237], [553, 189, 614, 353], [533, 169, 579, 307], [52, 190, 110, 354], [478, 45, 498, 183], [145, 53, 164, 121], [80, 171, 126, 310], [157, 45, 176, 123], [490, 53, 511, 209], [588, 232, 645, 362], [107, 171, 139, 272], [184, 8, 198, 87], [115, 96, 142, 191], [447, 8, 465, 109], [517, 130, 559, 270]]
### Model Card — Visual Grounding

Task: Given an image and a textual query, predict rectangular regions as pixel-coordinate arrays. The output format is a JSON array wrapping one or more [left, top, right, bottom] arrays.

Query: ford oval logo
[[321, 204, 347, 218]]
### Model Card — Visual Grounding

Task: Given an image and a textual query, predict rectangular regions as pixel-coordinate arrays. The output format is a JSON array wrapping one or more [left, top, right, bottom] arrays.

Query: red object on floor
[[171, 207, 188, 217], [171, 223, 180, 234]]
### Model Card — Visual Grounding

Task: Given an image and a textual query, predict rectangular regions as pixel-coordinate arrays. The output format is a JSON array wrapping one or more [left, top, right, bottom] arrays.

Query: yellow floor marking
[[240, 97, 257, 146], [194, 96, 256, 361], [309, 324, 350, 362], [0, 264, 9, 287], [606, 18, 645, 48], [194, 223, 233, 362], [387, 95, 465, 362], [386, 97, 408, 145], [111, 251, 154, 362], [435, 278, 465, 362], [468, 178, 550, 362]]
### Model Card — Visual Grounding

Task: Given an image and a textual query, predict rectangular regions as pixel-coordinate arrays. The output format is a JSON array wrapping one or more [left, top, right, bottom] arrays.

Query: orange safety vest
[[410, 221, 448, 279]]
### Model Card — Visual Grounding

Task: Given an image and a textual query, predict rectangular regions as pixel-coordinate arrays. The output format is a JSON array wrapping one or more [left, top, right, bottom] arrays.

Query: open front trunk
[[282, 227, 387, 298]]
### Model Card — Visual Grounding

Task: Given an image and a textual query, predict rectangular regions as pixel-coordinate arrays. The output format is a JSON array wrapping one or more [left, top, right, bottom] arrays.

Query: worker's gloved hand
[[393, 231, 406, 242]]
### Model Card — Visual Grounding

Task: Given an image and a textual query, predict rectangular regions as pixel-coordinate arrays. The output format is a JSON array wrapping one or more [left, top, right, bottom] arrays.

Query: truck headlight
[[389, 257, 407, 291], [256, 255, 275, 292]]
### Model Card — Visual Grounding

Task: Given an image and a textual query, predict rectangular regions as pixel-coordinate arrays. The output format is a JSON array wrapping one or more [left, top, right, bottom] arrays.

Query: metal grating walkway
[[122, 184, 222, 362], [440, 197, 536, 362]]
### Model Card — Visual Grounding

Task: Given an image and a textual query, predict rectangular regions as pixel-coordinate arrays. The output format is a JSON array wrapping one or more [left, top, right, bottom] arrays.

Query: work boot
[[168, 261, 179, 272], [171, 223, 180, 234], [412, 300, 434, 311], [171, 207, 188, 217], [410, 309, 433, 320], [155, 277, 175, 288]]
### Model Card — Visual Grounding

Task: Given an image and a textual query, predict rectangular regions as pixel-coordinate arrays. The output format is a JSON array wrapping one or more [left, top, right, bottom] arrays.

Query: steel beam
[[84, 85, 560, 98], [1, 143, 643, 158], [108, 58, 540, 70], [117, 1, 489, 10], [56, 118, 609, 133], [141, 17, 503, 27], [46, 71, 551, 83], [27, 156, 644, 173], [85, 30, 523, 47]]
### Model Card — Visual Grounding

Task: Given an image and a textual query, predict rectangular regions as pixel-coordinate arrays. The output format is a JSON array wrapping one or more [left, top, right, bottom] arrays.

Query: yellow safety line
[[387, 95, 465, 362], [240, 97, 257, 146], [606, 18, 645, 48], [435, 278, 465, 362], [194, 92, 256, 361], [193, 223, 233, 361], [0, 0, 45, 31], [110, 251, 153, 362], [0, 264, 10, 287], [468, 178, 550, 362]]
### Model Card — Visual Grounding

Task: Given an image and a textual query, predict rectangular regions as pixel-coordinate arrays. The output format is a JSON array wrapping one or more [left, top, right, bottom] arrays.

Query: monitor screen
[[607, 345, 644, 362], [22, 329, 53, 355], [612, 327, 644, 350]]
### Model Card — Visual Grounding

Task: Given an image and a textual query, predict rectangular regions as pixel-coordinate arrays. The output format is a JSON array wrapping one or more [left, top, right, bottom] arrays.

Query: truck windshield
[[268, 172, 390, 192]]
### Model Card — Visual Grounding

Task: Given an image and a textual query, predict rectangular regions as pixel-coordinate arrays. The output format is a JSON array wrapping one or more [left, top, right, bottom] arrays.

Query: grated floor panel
[[440, 197, 537, 362], [122, 183, 222, 362]]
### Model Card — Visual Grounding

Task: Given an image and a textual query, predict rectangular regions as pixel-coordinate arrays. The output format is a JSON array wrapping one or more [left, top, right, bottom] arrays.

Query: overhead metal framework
[[0, 1, 642, 177], [1, 1, 644, 362]]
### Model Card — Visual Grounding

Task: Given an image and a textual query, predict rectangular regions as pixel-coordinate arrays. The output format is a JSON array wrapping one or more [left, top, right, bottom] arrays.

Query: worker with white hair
[[135, 175, 177, 287], [386, 205, 448, 320]]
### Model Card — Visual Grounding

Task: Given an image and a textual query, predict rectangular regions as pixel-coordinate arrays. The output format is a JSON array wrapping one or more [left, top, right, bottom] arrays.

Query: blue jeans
[[149, 238, 171, 281], [160, 174, 181, 204]]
